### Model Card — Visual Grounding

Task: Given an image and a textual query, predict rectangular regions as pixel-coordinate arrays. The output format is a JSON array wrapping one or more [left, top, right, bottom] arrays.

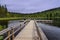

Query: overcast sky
[[0, 0, 60, 13]]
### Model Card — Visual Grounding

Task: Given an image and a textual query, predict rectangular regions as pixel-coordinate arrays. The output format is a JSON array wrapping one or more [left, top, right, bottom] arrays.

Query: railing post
[[7, 30, 10, 40], [20, 24, 21, 28], [11, 27, 14, 40]]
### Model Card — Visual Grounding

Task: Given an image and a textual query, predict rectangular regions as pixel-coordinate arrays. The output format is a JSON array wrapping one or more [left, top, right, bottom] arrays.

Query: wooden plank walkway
[[14, 20, 39, 40]]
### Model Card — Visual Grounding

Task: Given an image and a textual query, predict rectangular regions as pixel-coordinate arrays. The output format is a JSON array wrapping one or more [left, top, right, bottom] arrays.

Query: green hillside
[[8, 7, 60, 20]]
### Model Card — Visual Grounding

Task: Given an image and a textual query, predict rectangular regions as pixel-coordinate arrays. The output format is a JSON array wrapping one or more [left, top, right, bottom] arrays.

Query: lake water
[[37, 23, 60, 40], [8, 20, 60, 40], [8, 20, 23, 27]]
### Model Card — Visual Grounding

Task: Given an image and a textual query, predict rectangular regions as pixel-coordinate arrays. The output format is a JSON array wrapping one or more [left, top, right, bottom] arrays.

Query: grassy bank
[[0, 17, 23, 20], [0, 35, 3, 40]]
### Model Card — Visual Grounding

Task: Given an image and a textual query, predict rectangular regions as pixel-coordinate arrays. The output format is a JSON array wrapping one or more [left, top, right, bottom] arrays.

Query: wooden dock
[[14, 20, 39, 40], [0, 20, 48, 40]]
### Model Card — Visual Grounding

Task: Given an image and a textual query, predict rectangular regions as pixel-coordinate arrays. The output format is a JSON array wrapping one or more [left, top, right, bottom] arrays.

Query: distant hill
[[28, 7, 60, 17], [8, 7, 60, 20]]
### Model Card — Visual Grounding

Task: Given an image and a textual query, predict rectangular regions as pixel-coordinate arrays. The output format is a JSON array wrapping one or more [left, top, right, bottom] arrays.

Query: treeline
[[0, 5, 8, 17]]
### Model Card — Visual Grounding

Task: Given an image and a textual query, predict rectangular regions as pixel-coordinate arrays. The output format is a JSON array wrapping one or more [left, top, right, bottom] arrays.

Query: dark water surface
[[8, 20, 23, 27], [37, 23, 60, 40], [8, 20, 60, 40]]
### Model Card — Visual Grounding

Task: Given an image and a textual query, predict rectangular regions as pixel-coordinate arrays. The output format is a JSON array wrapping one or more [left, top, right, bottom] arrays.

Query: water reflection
[[37, 23, 60, 40]]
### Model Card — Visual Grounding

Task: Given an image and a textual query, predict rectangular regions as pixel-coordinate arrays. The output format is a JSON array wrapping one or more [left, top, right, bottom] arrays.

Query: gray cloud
[[0, 0, 60, 13]]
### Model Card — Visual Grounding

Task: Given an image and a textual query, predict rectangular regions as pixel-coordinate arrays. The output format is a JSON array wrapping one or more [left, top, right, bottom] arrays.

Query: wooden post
[[7, 30, 10, 40], [11, 28, 14, 40], [20, 24, 21, 28]]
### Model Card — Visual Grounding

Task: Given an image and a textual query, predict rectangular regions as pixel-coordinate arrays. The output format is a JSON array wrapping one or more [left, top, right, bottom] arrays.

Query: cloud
[[0, 0, 60, 13]]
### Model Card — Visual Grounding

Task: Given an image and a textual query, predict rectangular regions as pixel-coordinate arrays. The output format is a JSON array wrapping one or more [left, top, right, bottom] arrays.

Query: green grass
[[0, 25, 7, 31], [0, 17, 23, 20], [0, 35, 3, 40], [0, 25, 3, 31]]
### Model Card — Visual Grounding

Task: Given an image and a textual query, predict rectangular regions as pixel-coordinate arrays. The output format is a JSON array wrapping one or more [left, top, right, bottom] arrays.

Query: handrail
[[34, 20, 48, 40], [0, 20, 29, 40], [4, 24, 26, 40]]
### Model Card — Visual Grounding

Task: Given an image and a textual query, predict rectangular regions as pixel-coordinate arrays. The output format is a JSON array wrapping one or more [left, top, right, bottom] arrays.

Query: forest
[[0, 5, 60, 31]]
